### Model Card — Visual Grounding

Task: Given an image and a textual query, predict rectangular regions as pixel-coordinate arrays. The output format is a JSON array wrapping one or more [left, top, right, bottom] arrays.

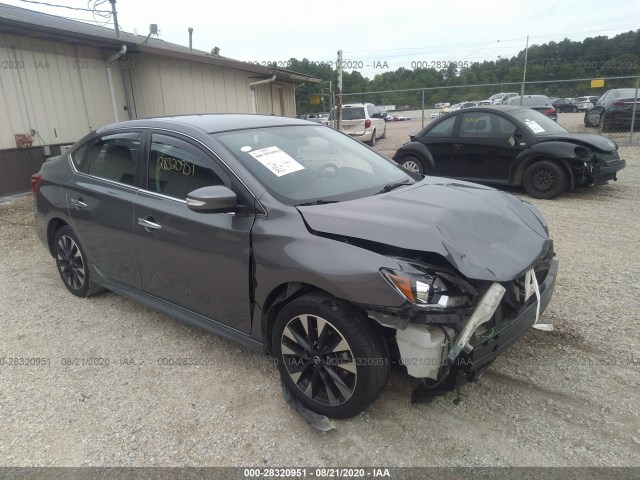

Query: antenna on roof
[[141, 24, 159, 45]]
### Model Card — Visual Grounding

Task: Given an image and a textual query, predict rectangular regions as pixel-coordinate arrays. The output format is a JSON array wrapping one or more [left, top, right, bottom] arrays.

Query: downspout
[[249, 74, 276, 114], [105, 45, 126, 122]]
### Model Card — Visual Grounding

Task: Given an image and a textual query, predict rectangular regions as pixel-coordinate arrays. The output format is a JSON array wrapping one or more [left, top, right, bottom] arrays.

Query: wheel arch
[[392, 142, 435, 169], [46, 217, 69, 257], [260, 281, 385, 355], [512, 152, 575, 188]]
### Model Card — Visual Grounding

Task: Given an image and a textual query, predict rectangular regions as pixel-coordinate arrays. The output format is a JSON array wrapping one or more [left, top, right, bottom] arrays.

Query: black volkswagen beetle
[[394, 105, 626, 199], [33, 114, 558, 418]]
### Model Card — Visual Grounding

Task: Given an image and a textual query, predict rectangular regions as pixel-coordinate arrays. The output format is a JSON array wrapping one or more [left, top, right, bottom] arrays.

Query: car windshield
[[510, 108, 568, 135], [213, 125, 414, 205]]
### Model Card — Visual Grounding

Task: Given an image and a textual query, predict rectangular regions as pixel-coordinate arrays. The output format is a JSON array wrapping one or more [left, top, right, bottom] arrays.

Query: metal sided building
[[0, 3, 318, 196]]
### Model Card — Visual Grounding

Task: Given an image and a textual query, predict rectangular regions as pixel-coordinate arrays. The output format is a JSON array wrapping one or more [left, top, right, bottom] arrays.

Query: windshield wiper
[[375, 179, 413, 195], [295, 200, 339, 207]]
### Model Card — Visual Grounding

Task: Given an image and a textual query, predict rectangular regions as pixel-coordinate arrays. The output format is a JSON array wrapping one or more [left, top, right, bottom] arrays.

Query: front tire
[[53, 225, 102, 297], [523, 160, 567, 199], [272, 293, 389, 418], [400, 155, 425, 175]]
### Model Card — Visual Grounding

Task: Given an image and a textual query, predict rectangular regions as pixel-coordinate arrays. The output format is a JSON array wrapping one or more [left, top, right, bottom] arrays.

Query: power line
[[16, 0, 110, 13]]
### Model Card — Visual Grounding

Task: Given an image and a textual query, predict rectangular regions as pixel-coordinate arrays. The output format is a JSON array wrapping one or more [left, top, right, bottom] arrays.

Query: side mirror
[[186, 185, 237, 213]]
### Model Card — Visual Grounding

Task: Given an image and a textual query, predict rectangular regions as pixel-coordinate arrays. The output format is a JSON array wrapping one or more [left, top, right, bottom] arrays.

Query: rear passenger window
[[147, 134, 225, 199], [82, 133, 141, 185]]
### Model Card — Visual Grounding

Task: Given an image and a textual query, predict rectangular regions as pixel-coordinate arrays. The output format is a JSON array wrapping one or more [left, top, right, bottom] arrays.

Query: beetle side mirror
[[186, 185, 237, 213]]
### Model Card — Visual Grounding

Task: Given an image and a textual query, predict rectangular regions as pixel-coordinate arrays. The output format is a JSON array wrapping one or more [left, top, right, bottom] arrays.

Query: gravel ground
[[0, 138, 639, 467]]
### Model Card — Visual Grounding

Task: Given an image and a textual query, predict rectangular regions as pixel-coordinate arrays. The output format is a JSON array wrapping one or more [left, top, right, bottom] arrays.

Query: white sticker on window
[[248, 146, 305, 177], [524, 119, 545, 133], [240, 146, 252, 152]]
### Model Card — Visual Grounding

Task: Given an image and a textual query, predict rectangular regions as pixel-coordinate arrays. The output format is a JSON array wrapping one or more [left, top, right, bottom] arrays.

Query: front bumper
[[593, 159, 626, 184], [460, 259, 557, 373]]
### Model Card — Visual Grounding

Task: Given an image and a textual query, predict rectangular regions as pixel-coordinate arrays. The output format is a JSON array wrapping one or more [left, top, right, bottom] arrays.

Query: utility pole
[[109, 0, 120, 37], [520, 35, 529, 105], [337, 50, 343, 131]]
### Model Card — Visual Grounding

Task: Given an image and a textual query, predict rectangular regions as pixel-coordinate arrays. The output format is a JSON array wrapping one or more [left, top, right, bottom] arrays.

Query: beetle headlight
[[381, 259, 476, 310]]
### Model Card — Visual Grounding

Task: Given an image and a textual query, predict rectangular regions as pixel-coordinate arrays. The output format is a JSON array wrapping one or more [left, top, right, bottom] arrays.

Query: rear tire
[[272, 293, 389, 418], [368, 129, 377, 146], [523, 160, 566, 199], [599, 112, 612, 132], [53, 225, 103, 297], [380, 125, 386, 139], [400, 155, 425, 175]]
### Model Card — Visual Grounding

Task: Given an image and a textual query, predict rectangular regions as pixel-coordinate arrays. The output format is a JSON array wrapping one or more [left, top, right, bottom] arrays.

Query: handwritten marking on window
[[158, 155, 195, 176]]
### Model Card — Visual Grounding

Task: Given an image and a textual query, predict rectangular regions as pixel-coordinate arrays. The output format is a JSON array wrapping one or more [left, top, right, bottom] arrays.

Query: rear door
[[66, 131, 143, 288], [133, 132, 256, 332]]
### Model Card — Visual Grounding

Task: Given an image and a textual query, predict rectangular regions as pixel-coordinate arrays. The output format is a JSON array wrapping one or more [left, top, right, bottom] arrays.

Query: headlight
[[574, 146, 593, 159], [381, 259, 476, 310]]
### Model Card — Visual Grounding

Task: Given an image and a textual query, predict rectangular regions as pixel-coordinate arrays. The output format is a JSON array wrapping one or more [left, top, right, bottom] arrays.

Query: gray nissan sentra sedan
[[33, 114, 557, 418]]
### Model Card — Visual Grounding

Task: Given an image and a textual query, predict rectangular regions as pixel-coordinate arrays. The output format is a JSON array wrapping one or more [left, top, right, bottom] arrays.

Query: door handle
[[453, 143, 464, 150], [70, 198, 87, 209], [137, 217, 162, 230]]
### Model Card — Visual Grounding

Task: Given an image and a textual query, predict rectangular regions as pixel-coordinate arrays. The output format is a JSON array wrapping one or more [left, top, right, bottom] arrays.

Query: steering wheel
[[313, 163, 339, 179]]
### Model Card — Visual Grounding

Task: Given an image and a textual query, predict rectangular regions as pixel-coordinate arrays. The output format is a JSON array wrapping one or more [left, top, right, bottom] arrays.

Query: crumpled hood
[[297, 178, 551, 282], [538, 133, 617, 152]]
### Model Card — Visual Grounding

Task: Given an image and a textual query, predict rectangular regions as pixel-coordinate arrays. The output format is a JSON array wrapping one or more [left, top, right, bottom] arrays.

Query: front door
[[133, 132, 255, 332], [449, 112, 520, 183]]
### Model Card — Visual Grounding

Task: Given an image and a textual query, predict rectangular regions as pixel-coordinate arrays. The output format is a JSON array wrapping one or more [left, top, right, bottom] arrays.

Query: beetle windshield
[[213, 125, 416, 205], [510, 108, 568, 135]]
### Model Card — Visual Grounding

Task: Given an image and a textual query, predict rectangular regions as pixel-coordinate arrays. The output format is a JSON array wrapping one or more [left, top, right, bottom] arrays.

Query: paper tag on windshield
[[524, 120, 545, 134], [248, 146, 304, 177]]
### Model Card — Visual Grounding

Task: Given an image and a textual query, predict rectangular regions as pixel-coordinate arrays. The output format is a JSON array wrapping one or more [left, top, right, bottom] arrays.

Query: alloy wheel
[[280, 314, 357, 407], [402, 159, 422, 174], [56, 235, 86, 290]]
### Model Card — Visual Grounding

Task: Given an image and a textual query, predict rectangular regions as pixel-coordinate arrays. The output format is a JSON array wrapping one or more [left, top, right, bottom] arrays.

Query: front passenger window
[[148, 134, 225, 200]]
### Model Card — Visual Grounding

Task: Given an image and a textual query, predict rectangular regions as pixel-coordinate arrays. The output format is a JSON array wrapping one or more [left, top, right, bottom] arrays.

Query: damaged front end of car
[[363, 244, 557, 403]]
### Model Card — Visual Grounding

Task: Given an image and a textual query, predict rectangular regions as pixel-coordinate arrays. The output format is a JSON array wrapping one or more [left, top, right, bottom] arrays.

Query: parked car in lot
[[33, 114, 558, 418], [435, 102, 450, 108], [393, 105, 626, 199], [328, 103, 386, 146], [583, 88, 640, 132], [507, 95, 558, 121], [552, 98, 578, 113], [490, 92, 519, 105], [575, 96, 599, 111], [460, 102, 478, 109]]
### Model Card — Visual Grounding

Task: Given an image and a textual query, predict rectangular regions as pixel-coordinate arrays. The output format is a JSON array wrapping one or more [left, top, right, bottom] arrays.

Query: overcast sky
[[5, 0, 640, 78]]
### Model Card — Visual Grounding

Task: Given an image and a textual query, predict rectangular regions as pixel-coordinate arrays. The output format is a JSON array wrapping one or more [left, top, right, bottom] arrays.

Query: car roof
[[96, 114, 311, 135]]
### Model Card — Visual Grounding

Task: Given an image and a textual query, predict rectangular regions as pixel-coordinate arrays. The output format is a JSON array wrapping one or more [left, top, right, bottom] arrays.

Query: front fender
[[512, 141, 587, 186], [393, 142, 435, 169]]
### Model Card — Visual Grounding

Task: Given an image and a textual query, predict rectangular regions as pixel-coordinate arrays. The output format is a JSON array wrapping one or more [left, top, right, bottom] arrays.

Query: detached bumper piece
[[411, 259, 558, 404]]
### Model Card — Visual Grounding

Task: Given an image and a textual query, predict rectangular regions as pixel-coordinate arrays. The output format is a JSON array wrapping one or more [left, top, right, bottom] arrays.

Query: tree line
[[284, 30, 640, 112]]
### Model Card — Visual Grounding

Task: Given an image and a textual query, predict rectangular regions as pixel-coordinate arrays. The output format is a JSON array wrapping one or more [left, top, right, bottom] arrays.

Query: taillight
[[544, 108, 556, 117], [31, 173, 42, 196], [365, 119, 371, 128], [613, 101, 624, 106]]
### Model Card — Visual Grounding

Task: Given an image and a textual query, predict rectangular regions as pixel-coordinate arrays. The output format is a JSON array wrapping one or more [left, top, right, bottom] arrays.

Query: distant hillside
[[286, 30, 640, 112]]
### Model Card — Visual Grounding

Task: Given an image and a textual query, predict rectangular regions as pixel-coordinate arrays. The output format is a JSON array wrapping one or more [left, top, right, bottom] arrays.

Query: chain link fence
[[336, 76, 639, 157]]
